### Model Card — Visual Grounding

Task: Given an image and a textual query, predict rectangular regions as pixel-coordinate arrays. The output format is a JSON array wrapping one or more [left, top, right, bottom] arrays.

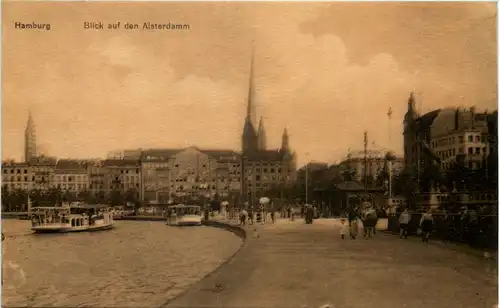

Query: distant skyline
[[3, 2, 497, 166]]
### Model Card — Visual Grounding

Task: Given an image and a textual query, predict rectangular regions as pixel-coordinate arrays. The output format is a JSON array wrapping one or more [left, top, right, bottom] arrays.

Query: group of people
[[238, 206, 276, 226], [398, 208, 434, 242], [339, 203, 379, 240]]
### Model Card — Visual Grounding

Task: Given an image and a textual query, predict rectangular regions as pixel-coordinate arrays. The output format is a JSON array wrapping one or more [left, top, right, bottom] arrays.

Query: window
[[17, 169, 20, 174], [468, 135, 473, 142], [476, 136, 481, 142], [468, 147, 473, 154], [24, 169, 27, 174], [475, 147, 480, 154], [459, 136, 464, 143]]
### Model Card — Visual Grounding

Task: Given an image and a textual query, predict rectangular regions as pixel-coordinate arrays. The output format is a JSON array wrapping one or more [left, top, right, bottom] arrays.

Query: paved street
[[166, 219, 497, 308]]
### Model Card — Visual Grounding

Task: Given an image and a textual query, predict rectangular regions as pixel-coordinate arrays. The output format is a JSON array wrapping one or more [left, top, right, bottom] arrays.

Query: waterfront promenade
[[166, 218, 498, 308]]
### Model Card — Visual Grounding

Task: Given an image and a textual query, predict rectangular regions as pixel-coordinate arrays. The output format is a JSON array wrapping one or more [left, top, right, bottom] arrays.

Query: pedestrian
[[240, 208, 248, 227], [419, 209, 434, 243], [350, 217, 359, 239], [248, 207, 254, 225], [271, 210, 275, 224], [340, 218, 348, 240], [399, 208, 411, 239]]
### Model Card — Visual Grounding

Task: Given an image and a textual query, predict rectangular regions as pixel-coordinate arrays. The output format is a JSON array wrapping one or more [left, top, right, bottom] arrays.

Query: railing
[[387, 212, 498, 249]]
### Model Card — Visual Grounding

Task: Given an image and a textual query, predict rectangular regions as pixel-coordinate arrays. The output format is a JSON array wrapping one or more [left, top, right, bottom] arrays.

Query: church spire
[[25, 111, 37, 163], [246, 41, 256, 125], [257, 116, 266, 150], [281, 127, 290, 153], [241, 42, 258, 154]]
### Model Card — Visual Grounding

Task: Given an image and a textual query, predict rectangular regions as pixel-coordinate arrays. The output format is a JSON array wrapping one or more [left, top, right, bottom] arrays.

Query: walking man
[[399, 208, 411, 239]]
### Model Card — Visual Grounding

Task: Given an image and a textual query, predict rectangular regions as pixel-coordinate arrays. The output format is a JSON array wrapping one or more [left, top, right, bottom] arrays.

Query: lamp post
[[305, 152, 310, 204]]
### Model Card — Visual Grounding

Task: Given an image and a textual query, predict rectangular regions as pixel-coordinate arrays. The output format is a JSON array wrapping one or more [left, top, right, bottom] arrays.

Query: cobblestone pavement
[[167, 218, 498, 308]]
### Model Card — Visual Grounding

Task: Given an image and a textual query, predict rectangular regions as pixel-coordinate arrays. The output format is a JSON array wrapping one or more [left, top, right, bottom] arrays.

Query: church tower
[[257, 117, 267, 150], [25, 112, 37, 163], [241, 46, 258, 154], [403, 92, 418, 168], [280, 128, 290, 154]]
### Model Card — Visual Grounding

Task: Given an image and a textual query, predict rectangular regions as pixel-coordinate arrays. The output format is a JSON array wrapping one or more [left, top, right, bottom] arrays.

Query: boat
[[30, 204, 114, 233], [112, 206, 126, 219], [165, 204, 203, 226]]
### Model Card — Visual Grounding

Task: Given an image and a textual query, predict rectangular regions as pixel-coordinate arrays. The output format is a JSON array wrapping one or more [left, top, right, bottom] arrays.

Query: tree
[[392, 167, 418, 209], [62, 190, 77, 203], [109, 189, 124, 206], [77, 190, 92, 203], [30, 189, 43, 207], [45, 187, 63, 205], [419, 161, 443, 192], [342, 169, 356, 182], [124, 188, 139, 205]]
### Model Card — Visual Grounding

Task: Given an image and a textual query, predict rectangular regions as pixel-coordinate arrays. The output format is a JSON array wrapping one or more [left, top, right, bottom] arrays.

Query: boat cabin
[[31, 207, 71, 226]]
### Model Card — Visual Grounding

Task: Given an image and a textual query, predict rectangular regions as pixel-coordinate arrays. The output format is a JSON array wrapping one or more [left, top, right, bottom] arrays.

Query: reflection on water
[[2, 220, 242, 307]]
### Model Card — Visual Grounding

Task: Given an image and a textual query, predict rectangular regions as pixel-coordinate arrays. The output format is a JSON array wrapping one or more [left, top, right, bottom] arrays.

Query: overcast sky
[[2, 2, 497, 166]]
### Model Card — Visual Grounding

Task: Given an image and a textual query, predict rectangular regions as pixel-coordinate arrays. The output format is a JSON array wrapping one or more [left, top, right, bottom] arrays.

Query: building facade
[[429, 107, 491, 171], [335, 150, 404, 182], [101, 159, 141, 199], [141, 147, 241, 204], [53, 160, 89, 193], [2, 161, 33, 191], [403, 92, 495, 173]]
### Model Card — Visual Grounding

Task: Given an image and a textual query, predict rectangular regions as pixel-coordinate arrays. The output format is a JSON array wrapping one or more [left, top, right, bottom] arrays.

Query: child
[[350, 218, 359, 239], [340, 219, 348, 239]]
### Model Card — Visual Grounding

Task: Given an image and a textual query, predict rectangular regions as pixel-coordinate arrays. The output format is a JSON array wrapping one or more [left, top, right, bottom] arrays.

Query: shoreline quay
[[160, 218, 247, 308]]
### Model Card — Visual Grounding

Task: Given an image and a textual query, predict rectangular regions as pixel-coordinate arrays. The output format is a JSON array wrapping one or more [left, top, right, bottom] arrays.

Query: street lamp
[[305, 152, 310, 204]]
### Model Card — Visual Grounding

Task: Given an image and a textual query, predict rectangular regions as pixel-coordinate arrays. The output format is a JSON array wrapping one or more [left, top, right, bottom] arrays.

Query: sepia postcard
[[2, 2, 498, 308]]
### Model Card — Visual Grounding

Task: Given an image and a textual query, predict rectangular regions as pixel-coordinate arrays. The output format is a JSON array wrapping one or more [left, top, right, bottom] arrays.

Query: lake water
[[2, 219, 243, 307]]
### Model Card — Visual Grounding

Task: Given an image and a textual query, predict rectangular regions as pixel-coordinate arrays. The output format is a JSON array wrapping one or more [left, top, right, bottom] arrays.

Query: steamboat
[[165, 204, 203, 226], [30, 204, 114, 233]]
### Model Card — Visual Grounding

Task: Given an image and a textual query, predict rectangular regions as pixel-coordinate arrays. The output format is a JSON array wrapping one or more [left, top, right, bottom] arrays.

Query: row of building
[[3, 143, 296, 204]]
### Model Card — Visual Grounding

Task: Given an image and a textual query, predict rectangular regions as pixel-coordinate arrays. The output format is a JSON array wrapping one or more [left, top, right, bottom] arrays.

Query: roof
[[244, 150, 283, 162], [55, 159, 88, 170], [417, 109, 441, 132], [141, 148, 183, 161], [199, 149, 240, 162], [101, 159, 140, 167]]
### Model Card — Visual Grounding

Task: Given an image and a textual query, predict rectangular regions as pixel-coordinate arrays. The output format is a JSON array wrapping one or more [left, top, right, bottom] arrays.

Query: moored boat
[[31, 204, 114, 233], [165, 204, 202, 226]]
